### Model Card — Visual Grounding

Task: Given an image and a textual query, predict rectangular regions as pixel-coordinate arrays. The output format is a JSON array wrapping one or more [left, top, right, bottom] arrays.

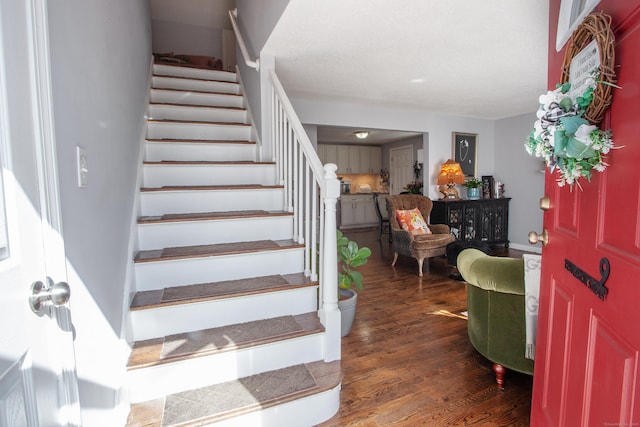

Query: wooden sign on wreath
[[560, 12, 616, 126]]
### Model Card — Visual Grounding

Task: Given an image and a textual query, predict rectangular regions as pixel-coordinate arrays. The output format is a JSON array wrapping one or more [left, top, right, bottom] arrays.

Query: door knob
[[528, 229, 549, 247], [539, 196, 551, 211], [30, 279, 71, 314]]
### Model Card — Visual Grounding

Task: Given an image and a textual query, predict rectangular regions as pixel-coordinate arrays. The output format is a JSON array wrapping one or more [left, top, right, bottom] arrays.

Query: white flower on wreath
[[538, 87, 571, 110], [574, 124, 597, 144]]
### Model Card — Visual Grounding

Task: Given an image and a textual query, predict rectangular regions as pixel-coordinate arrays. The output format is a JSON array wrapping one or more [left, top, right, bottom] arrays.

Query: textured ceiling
[[264, 0, 550, 120]]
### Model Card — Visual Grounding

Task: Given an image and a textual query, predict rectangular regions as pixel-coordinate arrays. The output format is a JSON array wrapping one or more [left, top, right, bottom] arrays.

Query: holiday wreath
[[525, 12, 619, 188]]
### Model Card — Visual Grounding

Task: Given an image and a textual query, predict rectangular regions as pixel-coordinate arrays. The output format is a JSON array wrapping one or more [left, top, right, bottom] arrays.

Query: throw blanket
[[523, 254, 542, 360]]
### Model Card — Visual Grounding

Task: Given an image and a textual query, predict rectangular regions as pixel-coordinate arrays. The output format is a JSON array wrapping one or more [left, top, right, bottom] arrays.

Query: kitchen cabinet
[[430, 198, 510, 247], [318, 144, 382, 174], [360, 146, 382, 174], [339, 195, 377, 228]]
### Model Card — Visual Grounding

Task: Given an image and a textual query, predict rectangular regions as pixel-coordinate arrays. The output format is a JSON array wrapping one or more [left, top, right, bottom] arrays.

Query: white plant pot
[[338, 288, 358, 337]]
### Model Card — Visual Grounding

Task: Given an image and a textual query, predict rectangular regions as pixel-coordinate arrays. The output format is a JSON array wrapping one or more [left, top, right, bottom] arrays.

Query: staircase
[[125, 64, 342, 426]]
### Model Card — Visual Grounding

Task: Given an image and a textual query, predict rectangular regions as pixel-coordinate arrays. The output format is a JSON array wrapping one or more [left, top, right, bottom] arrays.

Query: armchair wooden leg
[[392, 252, 398, 266], [417, 258, 424, 277], [493, 363, 506, 389]]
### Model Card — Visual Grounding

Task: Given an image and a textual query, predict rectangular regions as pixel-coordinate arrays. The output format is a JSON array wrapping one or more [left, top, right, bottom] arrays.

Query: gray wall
[[494, 112, 544, 251], [295, 97, 543, 251], [152, 20, 223, 57], [291, 96, 496, 200], [47, 0, 152, 424], [235, 0, 289, 139]]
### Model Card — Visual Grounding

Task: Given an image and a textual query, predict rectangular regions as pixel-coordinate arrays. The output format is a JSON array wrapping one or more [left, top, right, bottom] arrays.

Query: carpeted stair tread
[[140, 184, 283, 192], [130, 273, 315, 310], [149, 102, 246, 111], [125, 361, 342, 427], [134, 239, 302, 263], [145, 138, 255, 144], [147, 118, 250, 126], [138, 210, 292, 224], [150, 87, 243, 96], [163, 364, 316, 426], [142, 160, 275, 165], [127, 312, 323, 369]]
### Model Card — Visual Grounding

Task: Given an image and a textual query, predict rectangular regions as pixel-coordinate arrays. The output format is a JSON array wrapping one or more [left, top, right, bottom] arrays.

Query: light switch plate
[[76, 146, 88, 187]]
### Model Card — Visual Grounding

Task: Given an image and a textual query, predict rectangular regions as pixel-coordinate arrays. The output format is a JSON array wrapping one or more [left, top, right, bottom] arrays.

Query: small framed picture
[[481, 175, 495, 199], [452, 132, 477, 177]]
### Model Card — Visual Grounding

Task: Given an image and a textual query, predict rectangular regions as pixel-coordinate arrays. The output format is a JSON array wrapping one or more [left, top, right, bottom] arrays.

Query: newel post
[[320, 163, 341, 361]]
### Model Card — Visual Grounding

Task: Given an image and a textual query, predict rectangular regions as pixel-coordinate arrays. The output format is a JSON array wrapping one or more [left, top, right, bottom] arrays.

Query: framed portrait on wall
[[452, 132, 477, 178]]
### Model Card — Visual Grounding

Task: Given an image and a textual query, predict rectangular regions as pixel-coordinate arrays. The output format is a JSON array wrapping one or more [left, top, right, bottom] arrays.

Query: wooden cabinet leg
[[493, 363, 506, 389]]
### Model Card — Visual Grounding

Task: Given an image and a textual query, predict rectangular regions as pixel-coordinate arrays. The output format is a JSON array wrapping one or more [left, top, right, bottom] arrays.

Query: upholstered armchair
[[386, 195, 455, 277], [456, 248, 535, 388]]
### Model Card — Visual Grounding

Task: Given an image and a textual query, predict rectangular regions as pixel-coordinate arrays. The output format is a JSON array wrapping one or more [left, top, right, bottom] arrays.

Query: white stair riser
[[134, 248, 304, 290], [130, 287, 318, 341], [127, 333, 324, 402], [145, 142, 256, 162], [137, 216, 293, 250], [152, 76, 239, 95], [140, 189, 284, 216], [148, 104, 247, 124], [142, 164, 277, 187], [147, 121, 251, 141], [153, 64, 238, 83], [210, 386, 341, 427], [150, 89, 244, 109]]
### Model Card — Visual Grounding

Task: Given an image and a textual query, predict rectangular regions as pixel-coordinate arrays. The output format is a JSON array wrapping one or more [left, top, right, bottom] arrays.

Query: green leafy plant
[[337, 230, 372, 291], [462, 178, 482, 188]]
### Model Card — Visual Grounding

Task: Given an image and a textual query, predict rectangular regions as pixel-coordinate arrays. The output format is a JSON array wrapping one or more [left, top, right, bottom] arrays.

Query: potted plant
[[403, 180, 423, 194], [463, 177, 482, 199], [337, 230, 371, 336]]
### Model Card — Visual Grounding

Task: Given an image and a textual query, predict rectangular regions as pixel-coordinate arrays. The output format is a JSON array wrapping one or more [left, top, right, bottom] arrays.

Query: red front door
[[531, 2, 640, 426]]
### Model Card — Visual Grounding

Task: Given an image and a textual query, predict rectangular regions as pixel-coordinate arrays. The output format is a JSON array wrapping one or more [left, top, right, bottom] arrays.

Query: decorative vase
[[467, 187, 480, 200], [338, 288, 357, 337]]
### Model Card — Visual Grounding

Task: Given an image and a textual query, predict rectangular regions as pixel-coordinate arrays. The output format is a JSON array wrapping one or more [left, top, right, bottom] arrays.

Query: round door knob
[[528, 229, 549, 247], [30, 280, 71, 314]]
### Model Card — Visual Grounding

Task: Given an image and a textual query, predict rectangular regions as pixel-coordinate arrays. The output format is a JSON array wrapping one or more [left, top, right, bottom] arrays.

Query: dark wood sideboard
[[431, 198, 510, 247]]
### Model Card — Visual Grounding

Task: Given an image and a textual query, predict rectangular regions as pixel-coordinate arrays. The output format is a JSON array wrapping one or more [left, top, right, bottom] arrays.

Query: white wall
[[494, 112, 545, 251], [47, 0, 151, 424]]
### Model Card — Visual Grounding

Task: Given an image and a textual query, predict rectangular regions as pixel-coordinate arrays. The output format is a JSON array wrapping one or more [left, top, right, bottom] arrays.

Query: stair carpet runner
[[126, 64, 341, 426]]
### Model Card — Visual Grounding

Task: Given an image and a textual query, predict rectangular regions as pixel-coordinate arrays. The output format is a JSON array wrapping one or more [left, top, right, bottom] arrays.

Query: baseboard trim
[[508, 242, 542, 254]]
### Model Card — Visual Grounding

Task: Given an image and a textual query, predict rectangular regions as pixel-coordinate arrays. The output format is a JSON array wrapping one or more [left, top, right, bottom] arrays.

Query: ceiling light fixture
[[354, 131, 369, 139]]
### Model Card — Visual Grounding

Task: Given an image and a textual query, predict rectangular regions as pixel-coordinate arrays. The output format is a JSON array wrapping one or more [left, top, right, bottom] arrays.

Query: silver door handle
[[30, 279, 70, 314]]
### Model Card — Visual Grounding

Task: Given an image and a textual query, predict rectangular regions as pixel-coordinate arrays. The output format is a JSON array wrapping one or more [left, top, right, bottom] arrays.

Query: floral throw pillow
[[395, 208, 432, 235]]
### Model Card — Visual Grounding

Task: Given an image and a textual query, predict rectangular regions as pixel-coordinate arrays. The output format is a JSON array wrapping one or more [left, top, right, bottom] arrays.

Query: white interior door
[[389, 145, 414, 194], [0, 0, 79, 426]]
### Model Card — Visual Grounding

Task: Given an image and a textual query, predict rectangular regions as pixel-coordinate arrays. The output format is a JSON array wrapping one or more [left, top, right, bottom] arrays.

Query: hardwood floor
[[318, 229, 533, 427]]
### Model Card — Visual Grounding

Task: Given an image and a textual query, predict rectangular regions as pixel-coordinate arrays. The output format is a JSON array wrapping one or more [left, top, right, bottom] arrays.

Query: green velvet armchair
[[457, 248, 534, 388]]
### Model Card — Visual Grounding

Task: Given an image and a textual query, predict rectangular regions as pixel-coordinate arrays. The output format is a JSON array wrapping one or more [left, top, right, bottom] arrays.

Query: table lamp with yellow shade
[[436, 159, 465, 199]]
